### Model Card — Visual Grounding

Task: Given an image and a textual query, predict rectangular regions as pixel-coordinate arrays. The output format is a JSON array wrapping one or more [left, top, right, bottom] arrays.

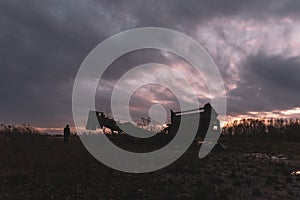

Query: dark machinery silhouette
[[86, 103, 220, 138], [86, 111, 122, 134], [163, 103, 220, 138]]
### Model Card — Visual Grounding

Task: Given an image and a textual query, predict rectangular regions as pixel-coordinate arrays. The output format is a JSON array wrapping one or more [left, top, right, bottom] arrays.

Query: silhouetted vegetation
[[222, 118, 300, 141], [0, 123, 41, 136]]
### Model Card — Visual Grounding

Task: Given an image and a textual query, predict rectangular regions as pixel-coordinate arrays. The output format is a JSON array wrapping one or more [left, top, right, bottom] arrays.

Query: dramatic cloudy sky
[[1, 0, 300, 129]]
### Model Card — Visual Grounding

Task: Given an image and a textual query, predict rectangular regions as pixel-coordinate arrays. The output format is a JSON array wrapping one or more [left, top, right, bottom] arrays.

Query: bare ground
[[0, 135, 299, 199]]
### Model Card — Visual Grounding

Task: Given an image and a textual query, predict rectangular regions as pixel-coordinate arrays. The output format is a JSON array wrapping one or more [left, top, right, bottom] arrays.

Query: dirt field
[[0, 135, 299, 199]]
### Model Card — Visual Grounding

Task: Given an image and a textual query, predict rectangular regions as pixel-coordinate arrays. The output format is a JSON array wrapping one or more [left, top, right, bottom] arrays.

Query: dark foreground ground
[[0, 134, 299, 199]]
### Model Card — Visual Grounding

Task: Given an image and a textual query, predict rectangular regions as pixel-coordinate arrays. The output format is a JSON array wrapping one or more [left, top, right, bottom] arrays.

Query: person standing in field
[[64, 124, 70, 143]]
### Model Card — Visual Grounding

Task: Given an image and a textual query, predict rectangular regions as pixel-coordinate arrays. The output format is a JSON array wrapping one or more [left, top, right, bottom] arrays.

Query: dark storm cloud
[[228, 53, 300, 115], [0, 0, 141, 127], [0, 0, 114, 126], [100, 49, 173, 80], [112, 0, 300, 33], [0, 0, 299, 128]]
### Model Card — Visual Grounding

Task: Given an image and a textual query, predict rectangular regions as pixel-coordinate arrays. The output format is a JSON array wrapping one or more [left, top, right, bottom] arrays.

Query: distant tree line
[[222, 118, 300, 141], [0, 123, 41, 137]]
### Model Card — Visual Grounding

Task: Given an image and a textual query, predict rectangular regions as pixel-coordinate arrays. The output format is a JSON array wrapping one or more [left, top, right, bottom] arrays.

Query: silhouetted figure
[[64, 124, 70, 143]]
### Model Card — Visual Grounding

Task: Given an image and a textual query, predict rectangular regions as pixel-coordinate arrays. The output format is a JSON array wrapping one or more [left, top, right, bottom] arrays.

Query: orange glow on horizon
[[34, 107, 300, 134]]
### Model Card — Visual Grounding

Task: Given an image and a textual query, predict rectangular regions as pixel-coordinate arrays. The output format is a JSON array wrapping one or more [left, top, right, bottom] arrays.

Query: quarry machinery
[[167, 103, 220, 138], [85, 103, 220, 138]]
